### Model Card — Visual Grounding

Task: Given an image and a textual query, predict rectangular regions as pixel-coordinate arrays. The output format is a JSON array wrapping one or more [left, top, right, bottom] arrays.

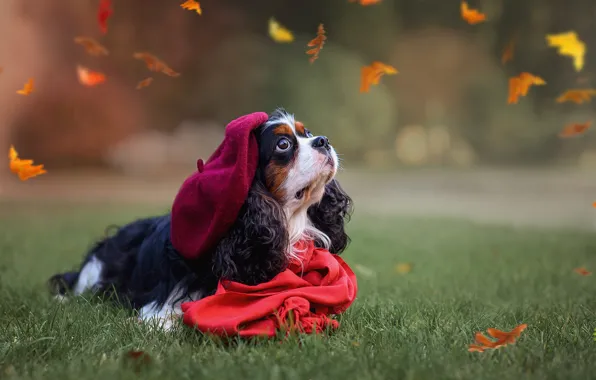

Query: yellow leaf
[[395, 263, 412, 274], [546, 31, 585, 72], [268, 18, 294, 43]]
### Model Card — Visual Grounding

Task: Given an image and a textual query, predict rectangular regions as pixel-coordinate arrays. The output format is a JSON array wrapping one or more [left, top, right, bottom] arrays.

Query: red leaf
[[97, 0, 113, 35]]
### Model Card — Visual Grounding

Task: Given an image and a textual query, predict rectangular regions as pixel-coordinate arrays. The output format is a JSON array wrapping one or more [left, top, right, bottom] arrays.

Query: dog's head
[[212, 108, 352, 284]]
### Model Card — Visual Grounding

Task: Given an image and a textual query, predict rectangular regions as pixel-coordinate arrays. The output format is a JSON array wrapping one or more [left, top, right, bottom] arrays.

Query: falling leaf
[[136, 77, 153, 90], [360, 61, 398, 93], [574, 267, 592, 276], [501, 38, 515, 65], [508, 72, 546, 104], [74, 36, 109, 56], [468, 324, 527, 352], [16, 78, 34, 96], [268, 18, 294, 43], [461, 1, 486, 25], [180, 0, 202, 15], [77, 65, 106, 87], [348, 0, 382, 5], [558, 121, 591, 138], [8, 145, 46, 181], [133, 52, 180, 77], [97, 0, 113, 35], [306, 24, 326, 64], [556, 89, 596, 104], [546, 31, 585, 72], [395, 263, 412, 274], [353, 264, 375, 277]]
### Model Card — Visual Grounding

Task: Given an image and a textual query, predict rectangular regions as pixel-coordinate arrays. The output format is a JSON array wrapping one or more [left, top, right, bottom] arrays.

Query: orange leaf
[[469, 324, 527, 352], [133, 52, 180, 77], [136, 77, 154, 90], [501, 39, 515, 65], [556, 89, 596, 104], [348, 0, 382, 5], [124, 351, 152, 373], [180, 0, 202, 15], [77, 65, 106, 87], [74, 36, 109, 56], [574, 267, 592, 276], [508, 72, 546, 104], [558, 120, 591, 138], [360, 61, 398, 93], [468, 344, 486, 352], [97, 0, 113, 35], [486, 324, 528, 345], [461, 1, 486, 25], [306, 24, 326, 64], [8, 145, 46, 181], [16, 78, 34, 96]]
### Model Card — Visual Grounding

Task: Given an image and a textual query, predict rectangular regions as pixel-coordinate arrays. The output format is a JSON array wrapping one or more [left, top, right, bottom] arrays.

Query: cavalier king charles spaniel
[[48, 108, 352, 330]]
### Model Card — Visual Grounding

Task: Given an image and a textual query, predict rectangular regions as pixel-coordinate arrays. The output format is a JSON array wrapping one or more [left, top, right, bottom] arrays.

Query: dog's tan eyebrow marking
[[273, 124, 293, 136], [294, 121, 305, 136]]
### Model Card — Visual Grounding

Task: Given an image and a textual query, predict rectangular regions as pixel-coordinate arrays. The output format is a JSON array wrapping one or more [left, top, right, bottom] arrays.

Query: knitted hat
[[170, 112, 269, 260]]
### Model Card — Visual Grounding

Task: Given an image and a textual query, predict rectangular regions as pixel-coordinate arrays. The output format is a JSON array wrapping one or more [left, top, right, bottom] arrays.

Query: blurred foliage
[[5, 0, 596, 168]]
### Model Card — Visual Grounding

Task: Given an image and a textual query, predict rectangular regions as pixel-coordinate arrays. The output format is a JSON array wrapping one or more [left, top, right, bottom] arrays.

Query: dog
[[48, 108, 353, 330]]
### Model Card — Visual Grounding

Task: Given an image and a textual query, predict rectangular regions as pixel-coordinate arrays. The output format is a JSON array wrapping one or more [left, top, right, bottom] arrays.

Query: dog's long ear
[[307, 179, 353, 254], [212, 181, 289, 285]]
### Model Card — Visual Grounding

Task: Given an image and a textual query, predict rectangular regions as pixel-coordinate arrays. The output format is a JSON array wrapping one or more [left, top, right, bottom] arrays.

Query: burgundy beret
[[170, 112, 269, 260]]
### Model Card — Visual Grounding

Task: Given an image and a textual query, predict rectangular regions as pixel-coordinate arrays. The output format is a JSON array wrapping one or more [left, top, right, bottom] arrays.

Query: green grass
[[1, 202, 596, 379]]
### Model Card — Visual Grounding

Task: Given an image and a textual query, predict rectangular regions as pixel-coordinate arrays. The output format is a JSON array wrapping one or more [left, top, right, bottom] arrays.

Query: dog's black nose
[[312, 136, 330, 150]]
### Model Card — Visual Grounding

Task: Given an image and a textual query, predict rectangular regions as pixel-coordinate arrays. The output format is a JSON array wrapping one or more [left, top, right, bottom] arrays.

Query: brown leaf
[[74, 36, 109, 56], [306, 24, 326, 63], [558, 121, 591, 138], [136, 77, 154, 90]]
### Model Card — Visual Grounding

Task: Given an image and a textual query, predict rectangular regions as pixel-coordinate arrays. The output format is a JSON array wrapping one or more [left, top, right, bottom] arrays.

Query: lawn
[[1, 202, 596, 379]]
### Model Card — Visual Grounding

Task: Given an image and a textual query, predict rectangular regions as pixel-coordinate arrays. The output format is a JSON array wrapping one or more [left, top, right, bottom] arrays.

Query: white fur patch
[[73, 256, 104, 295], [138, 285, 203, 331]]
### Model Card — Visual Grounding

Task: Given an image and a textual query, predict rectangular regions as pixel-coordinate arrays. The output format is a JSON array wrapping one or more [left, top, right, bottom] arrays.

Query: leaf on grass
[[306, 24, 326, 64], [136, 77, 153, 90], [508, 72, 545, 104], [97, 0, 113, 35], [574, 267, 592, 276], [360, 61, 398, 93], [556, 89, 596, 104], [74, 36, 109, 56], [180, 0, 202, 15], [353, 264, 375, 277], [558, 120, 591, 138], [348, 0, 382, 5], [133, 52, 180, 77], [546, 31, 585, 72], [124, 350, 151, 373], [461, 1, 486, 25], [16, 78, 34, 96], [77, 65, 106, 87], [395, 263, 412, 274], [501, 38, 515, 65], [8, 145, 47, 181], [468, 324, 527, 352], [268, 18, 294, 43]]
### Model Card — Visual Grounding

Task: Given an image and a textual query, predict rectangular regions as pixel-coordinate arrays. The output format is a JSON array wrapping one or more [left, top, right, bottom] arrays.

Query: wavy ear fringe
[[307, 179, 353, 254], [212, 181, 289, 285]]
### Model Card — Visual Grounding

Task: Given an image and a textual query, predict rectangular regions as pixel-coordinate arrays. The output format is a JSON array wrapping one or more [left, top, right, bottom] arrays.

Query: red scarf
[[181, 240, 358, 337]]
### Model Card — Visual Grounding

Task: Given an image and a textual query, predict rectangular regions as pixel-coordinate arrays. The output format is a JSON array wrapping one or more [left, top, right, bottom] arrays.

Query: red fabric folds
[[181, 240, 358, 337]]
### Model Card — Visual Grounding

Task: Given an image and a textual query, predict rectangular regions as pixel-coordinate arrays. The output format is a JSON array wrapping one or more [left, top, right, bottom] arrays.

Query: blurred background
[[1, 0, 596, 229]]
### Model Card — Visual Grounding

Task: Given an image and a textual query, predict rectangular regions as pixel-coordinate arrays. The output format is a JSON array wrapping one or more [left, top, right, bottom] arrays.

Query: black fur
[[212, 180, 289, 285], [307, 179, 353, 254]]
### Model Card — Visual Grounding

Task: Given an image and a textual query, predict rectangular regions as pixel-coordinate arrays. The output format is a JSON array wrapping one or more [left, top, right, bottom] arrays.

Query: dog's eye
[[276, 138, 292, 152], [305, 129, 313, 138]]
